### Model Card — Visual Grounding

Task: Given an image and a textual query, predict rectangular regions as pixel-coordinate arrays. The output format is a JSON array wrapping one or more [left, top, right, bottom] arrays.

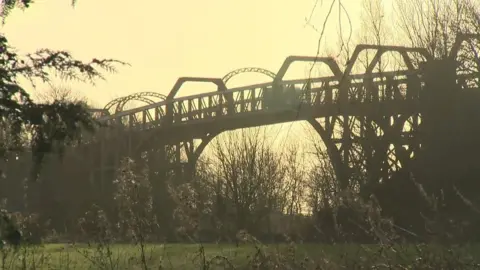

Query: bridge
[[82, 34, 479, 189]]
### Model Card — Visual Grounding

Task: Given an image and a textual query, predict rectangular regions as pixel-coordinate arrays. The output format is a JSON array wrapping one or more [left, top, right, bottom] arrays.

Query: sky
[[1, 0, 397, 156], [2, 0, 392, 104]]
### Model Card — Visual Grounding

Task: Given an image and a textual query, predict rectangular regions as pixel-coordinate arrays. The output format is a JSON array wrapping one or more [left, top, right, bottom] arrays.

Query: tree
[[390, 0, 480, 240], [0, 0, 125, 247], [33, 84, 89, 105], [168, 128, 295, 242], [395, 0, 479, 59], [305, 0, 480, 242], [210, 129, 287, 239], [0, 0, 126, 177]]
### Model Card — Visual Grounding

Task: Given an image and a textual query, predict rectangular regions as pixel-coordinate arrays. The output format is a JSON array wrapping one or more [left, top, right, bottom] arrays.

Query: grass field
[[1, 243, 479, 269]]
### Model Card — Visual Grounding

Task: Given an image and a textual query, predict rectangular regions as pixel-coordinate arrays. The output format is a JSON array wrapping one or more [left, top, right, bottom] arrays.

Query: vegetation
[[1, 0, 480, 269], [0, 1, 125, 171], [0, 0, 124, 256]]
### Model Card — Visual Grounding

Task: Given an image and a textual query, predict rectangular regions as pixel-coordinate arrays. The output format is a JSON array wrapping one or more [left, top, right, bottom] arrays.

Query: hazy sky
[[2, 0, 396, 152], [1, 0, 394, 106]]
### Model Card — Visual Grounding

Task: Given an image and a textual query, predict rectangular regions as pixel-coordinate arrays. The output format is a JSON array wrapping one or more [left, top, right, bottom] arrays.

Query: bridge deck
[[94, 70, 476, 140]]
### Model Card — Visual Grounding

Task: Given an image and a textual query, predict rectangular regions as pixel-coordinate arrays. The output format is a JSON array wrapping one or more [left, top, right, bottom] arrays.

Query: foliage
[[113, 158, 159, 242], [168, 128, 304, 243], [1, 1, 79, 21], [0, 209, 20, 249], [0, 0, 126, 252], [0, 35, 126, 177]]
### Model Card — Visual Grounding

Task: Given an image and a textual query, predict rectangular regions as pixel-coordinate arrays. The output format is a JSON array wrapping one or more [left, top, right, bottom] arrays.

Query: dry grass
[[0, 242, 479, 269]]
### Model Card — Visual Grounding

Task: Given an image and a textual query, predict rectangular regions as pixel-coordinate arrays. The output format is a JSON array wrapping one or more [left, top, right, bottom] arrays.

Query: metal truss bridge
[[82, 34, 479, 188]]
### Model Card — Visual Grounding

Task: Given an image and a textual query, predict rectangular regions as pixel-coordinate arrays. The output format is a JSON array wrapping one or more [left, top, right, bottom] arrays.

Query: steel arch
[[222, 67, 276, 84], [103, 92, 167, 114], [115, 96, 156, 113]]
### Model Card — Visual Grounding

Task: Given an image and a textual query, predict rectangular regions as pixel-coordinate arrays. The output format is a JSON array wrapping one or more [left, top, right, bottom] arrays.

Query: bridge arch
[[184, 131, 221, 167], [222, 67, 276, 85], [307, 119, 346, 187], [273, 56, 343, 84], [261, 56, 343, 110], [165, 77, 235, 120], [167, 77, 228, 100], [103, 92, 167, 114]]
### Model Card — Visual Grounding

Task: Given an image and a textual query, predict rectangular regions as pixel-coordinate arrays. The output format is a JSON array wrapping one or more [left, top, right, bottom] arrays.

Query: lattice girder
[[98, 67, 452, 132]]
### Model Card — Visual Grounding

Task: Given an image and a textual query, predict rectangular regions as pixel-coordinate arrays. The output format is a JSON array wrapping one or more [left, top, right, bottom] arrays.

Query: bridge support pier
[[418, 58, 459, 192], [171, 131, 219, 180]]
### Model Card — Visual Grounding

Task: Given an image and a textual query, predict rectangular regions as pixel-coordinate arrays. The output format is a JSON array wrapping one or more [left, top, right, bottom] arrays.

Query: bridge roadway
[[96, 70, 423, 143], [92, 70, 475, 146]]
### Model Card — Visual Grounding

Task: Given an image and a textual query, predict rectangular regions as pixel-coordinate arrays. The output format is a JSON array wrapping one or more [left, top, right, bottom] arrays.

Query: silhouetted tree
[[0, 0, 125, 247], [34, 84, 89, 105], [307, 0, 480, 242], [169, 128, 300, 242], [209, 129, 287, 240], [0, 0, 126, 176]]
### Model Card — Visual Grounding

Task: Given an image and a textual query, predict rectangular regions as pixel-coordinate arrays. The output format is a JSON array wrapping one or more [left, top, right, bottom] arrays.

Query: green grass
[[1, 243, 479, 269]]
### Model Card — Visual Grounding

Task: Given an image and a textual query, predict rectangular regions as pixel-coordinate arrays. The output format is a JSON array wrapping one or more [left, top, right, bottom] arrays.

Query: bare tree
[[169, 128, 293, 242], [306, 140, 338, 214], [393, 0, 480, 85], [33, 84, 90, 105], [282, 143, 307, 217], [210, 129, 287, 239], [395, 0, 479, 58]]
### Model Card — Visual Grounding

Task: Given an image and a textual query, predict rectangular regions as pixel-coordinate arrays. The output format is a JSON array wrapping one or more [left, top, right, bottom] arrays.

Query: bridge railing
[[96, 69, 478, 134], [98, 70, 416, 130]]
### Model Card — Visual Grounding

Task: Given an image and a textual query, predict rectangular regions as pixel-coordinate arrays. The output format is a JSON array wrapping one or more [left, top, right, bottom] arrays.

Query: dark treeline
[[1, 0, 480, 248]]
